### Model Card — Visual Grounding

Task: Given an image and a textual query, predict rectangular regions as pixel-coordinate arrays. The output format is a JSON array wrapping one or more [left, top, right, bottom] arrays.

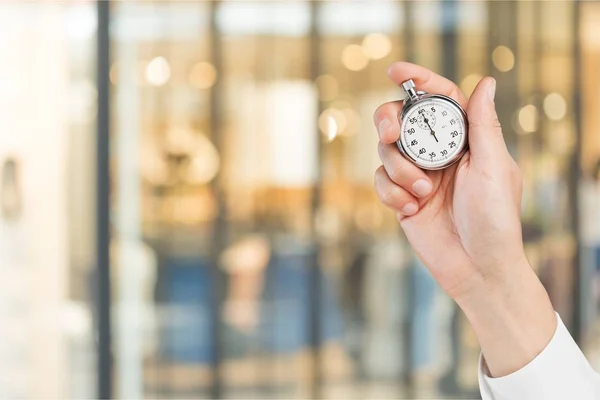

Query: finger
[[374, 166, 419, 216], [387, 62, 468, 108], [373, 100, 403, 144], [466, 77, 508, 161], [377, 142, 433, 198]]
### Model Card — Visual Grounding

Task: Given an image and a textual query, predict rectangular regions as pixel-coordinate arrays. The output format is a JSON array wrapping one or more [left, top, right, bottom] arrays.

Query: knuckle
[[381, 187, 400, 207], [467, 120, 484, 129], [491, 117, 503, 130], [467, 116, 503, 134], [374, 101, 403, 127], [373, 166, 387, 190], [373, 104, 387, 125], [390, 163, 408, 183]]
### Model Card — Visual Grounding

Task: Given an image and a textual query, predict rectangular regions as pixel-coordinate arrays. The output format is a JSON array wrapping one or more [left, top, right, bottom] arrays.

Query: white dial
[[399, 97, 467, 169]]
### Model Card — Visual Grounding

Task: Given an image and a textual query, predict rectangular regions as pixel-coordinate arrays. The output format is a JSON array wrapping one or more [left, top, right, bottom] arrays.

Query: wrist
[[454, 255, 534, 314], [455, 259, 557, 377]]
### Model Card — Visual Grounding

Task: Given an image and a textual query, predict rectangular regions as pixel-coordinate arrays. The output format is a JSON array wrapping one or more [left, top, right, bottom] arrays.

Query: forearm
[[456, 260, 557, 378]]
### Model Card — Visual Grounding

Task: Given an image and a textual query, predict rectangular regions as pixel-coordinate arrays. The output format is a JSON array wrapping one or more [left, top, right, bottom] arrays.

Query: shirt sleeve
[[479, 313, 600, 400]]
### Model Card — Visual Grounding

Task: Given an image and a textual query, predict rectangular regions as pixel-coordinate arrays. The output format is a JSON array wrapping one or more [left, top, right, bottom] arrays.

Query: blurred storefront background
[[0, 1, 600, 399]]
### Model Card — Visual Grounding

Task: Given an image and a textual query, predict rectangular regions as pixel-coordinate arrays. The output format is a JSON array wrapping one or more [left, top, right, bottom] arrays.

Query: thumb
[[466, 77, 507, 160]]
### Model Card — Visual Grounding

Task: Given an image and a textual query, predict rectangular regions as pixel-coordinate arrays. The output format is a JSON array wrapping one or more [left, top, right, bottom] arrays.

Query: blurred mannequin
[[220, 234, 271, 333]]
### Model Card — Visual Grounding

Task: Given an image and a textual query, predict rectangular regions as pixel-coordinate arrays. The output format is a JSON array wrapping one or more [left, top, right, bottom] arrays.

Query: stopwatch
[[396, 79, 468, 170]]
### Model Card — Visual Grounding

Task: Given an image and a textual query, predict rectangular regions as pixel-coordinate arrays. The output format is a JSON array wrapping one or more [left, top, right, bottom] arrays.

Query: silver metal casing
[[396, 92, 469, 171]]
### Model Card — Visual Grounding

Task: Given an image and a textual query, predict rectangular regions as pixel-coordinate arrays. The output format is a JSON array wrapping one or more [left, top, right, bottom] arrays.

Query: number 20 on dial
[[396, 79, 468, 170]]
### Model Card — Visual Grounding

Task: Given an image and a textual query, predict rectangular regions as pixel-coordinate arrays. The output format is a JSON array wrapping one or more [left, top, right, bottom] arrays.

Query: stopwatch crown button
[[401, 79, 415, 92], [402, 79, 419, 101]]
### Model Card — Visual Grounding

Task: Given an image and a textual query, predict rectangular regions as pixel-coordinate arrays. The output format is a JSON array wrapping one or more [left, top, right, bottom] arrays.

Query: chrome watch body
[[396, 79, 469, 170]]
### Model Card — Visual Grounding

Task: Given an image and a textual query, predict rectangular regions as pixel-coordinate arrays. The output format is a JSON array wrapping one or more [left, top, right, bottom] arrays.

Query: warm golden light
[[361, 33, 392, 60], [543, 93, 567, 121], [140, 141, 169, 186], [159, 127, 221, 185], [460, 73, 483, 97], [188, 134, 220, 185], [319, 108, 347, 142], [165, 126, 197, 154], [315, 74, 338, 101], [220, 235, 271, 273], [341, 44, 369, 71], [109, 62, 118, 85], [492, 45, 515, 72], [518, 104, 538, 133], [145, 56, 171, 86], [326, 116, 338, 141], [341, 108, 360, 136], [189, 61, 217, 90]]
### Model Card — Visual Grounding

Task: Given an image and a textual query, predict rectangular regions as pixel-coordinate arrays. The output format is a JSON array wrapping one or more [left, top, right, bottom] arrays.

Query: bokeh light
[[341, 44, 369, 71], [145, 56, 171, 86], [188, 134, 221, 185], [492, 45, 515, 72], [543, 92, 567, 121], [361, 33, 392, 60], [326, 117, 338, 141], [189, 61, 217, 90], [319, 108, 348, 142], [460, 73, 483, 97], [518, 104, 539, 133]]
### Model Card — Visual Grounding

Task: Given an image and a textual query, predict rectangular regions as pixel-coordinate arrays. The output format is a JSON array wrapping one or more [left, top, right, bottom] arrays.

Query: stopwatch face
[[398, 96, 467, 170]]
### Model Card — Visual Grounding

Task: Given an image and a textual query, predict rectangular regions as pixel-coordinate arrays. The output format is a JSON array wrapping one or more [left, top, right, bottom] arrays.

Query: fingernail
[[402, 203, 418, 216], [488, 78, 496, 101], [378, 118, 391, 137], [412, 179, 432, 197]]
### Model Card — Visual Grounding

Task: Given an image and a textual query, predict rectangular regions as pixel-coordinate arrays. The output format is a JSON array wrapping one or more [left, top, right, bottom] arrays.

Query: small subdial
[[416, 110, 436, 131]]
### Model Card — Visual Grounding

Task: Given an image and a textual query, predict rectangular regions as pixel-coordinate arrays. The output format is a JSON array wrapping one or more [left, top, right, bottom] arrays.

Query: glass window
[[102, 1, 587, 398]]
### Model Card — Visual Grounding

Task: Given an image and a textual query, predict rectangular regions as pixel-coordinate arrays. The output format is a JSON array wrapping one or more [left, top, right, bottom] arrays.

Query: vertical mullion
[[96, 0, 113, 399], [442, 0, 461, 395], [402, 2, 415, 398], [309, 2, 323, 398], [209, 1, 225, 398], [441, 0, 458, 81], [571, 0, 583, 344]]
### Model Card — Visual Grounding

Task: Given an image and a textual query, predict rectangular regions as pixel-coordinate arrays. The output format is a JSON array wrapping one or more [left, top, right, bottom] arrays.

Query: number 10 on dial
[[396, 79, 468, 170]]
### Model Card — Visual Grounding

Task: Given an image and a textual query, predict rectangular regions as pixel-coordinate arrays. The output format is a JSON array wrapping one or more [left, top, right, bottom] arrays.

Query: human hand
[[374, 62, 524, 301], [373, 62, 556, 377]]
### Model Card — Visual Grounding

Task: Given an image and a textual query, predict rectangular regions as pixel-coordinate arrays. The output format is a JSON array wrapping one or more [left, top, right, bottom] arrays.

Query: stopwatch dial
[[400, 98, 466, 168], [416, 110, 436, 130]]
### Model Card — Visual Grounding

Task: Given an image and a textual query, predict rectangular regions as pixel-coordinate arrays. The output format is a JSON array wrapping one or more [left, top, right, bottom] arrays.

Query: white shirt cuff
[[478, 313, 600, 400]]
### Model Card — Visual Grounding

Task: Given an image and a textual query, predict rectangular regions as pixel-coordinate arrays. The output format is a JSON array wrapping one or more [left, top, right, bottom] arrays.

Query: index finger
[[387, 62, 468, 108]]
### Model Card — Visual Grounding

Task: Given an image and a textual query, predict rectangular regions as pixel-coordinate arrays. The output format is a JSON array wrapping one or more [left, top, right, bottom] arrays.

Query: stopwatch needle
[[423, 117, 439, 143]]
